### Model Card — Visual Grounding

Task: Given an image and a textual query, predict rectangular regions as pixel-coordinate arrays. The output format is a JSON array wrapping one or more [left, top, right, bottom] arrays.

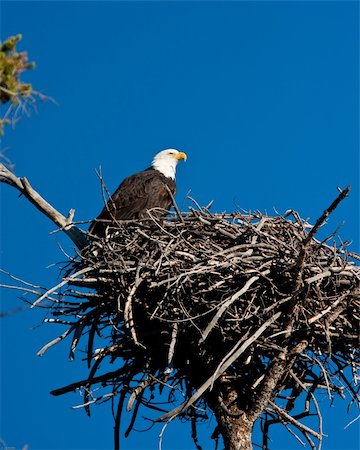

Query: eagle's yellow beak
[[177, 152, 187, 161]]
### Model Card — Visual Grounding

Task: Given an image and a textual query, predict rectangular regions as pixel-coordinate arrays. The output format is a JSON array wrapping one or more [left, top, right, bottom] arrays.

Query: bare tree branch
[[0, 163, 88, 249]]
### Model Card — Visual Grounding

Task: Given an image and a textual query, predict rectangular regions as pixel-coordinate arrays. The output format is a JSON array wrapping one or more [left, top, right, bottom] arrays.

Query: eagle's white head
[[152, 149, 187, 179]]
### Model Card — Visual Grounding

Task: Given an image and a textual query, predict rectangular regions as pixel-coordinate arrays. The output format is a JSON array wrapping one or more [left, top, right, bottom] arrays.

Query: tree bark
[[215, 410, 253, 450], [208, 386, 254, 450]]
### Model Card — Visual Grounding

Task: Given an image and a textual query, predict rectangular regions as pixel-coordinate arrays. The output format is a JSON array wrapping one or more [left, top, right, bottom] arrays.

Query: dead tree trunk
[[209, 386, 254, 450], [215, 414, 253, 450]]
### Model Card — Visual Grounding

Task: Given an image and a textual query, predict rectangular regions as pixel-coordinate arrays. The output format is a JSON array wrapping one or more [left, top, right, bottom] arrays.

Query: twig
[[124, 268, 146, 348], [158, 417, 176, 450], [268, 401, 321, 439], [304, 186, 351, 246], [31, 267, 92, 307], [50, 366, 132, 396], [165, 184, 184, 223], [167, 322, 178, 368], [114, 390, 127, 450], [126, 376, 152, 412], [199, 274, 266, 344], [157, 312, 281, 421], [37, 325, 77, 356]]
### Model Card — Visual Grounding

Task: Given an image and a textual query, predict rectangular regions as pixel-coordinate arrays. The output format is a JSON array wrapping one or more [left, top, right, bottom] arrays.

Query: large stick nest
[[37, 200, 359, 447]]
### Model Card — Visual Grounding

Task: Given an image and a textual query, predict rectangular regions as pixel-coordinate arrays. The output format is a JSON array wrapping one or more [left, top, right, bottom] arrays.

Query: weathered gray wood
[[0, 162, 88, 249]]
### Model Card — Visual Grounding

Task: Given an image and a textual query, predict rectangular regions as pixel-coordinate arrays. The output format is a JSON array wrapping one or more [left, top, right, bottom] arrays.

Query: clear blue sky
[[1, 2, 359, 450]]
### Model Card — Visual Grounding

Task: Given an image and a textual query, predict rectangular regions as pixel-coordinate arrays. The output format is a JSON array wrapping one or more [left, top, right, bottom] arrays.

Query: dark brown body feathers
[[89, 168, 176, 237]]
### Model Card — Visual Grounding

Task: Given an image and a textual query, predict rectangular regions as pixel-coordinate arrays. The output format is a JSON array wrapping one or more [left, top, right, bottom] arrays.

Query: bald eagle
[[89, 149, 187, 237]]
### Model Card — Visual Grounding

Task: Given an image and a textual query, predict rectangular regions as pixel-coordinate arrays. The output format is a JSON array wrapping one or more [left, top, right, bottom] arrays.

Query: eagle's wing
[[89, 169, 176, 236]]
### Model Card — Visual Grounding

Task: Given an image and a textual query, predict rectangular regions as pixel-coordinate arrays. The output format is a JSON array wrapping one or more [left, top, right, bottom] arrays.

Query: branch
[[50, 366, 132, 396], [32, 267, 93, 308], [293, 186, 351, 292], [303, 185, 351, 246], [157, 311, 281, 421], [0, 163, 88, 250], [165, 184, 184, 223], [199, 273, 267, 344], [268, 401, 321, 439]]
